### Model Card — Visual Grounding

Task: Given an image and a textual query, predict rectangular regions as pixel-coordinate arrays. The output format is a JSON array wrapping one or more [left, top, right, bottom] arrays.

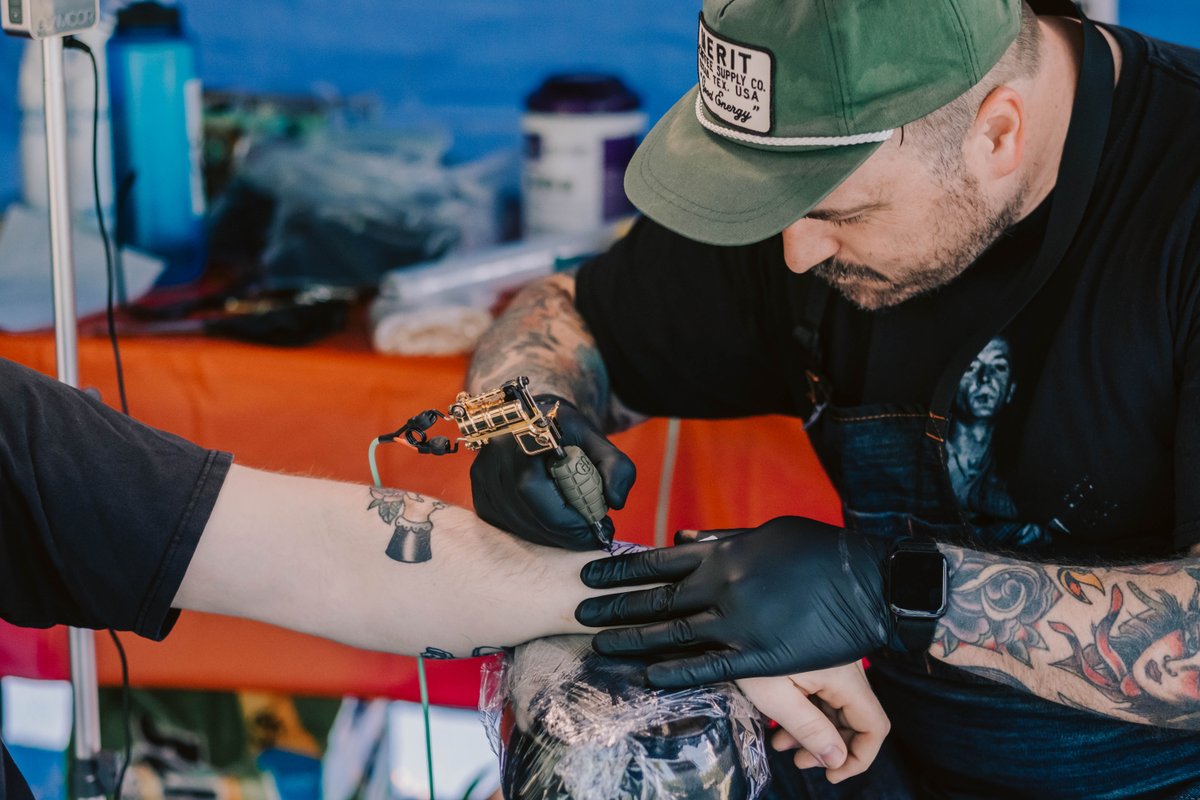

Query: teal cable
[[418, 653, 436, 799], [368, 436, 436, 799], [368, 437, 384, 488]]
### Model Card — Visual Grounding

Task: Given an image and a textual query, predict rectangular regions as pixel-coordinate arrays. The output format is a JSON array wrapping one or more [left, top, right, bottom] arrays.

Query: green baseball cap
[[625, 0, 1022, 246]]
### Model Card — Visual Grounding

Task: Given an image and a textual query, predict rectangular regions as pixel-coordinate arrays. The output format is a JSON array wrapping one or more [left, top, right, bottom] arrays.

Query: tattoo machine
[[388, 376, 611, 545]]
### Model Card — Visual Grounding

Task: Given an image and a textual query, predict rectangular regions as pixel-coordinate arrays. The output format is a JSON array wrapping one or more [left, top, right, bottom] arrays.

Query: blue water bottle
[[107, 1, 206, 285]]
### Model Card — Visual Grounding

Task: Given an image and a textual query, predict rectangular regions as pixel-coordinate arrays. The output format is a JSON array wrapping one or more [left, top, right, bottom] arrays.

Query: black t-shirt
[[0, 358, 232, 800], [577, 23, 1200, 798]]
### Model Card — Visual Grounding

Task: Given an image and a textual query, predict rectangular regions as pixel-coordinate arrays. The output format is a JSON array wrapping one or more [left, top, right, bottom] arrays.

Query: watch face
[[889, 550, 948, 616]]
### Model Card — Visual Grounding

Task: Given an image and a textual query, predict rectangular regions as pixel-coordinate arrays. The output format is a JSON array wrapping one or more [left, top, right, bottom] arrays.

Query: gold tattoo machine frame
[[385, 376, 610, 546]]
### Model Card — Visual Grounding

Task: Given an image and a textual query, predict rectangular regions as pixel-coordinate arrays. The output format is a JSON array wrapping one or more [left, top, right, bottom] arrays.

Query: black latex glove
[[470, 395, 636, 550], [574, 516, 892, 687]]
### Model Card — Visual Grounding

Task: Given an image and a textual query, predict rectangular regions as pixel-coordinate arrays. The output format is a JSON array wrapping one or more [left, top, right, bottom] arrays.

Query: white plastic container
[[521, 74, 645, 236]]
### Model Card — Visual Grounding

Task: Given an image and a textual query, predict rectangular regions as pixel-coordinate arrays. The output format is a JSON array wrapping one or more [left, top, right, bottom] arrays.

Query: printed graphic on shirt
[[697, 13, 773, 134], [947, 336, 1051, 547]]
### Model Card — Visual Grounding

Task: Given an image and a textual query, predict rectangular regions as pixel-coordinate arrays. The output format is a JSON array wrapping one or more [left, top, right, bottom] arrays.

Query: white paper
[[0, 203, 164, 333]]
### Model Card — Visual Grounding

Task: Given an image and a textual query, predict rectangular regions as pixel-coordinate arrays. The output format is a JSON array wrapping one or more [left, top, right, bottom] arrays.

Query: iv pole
[[43, 33, 106, 800], [37, 23, 106, 800]]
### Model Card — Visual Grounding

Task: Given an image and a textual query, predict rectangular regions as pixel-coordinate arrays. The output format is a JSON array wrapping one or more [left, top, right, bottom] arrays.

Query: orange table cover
[[0, 326, 840, 705]]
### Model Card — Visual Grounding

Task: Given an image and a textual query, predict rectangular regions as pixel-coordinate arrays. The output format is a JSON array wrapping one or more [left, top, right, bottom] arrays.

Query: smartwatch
[[886, 538, 949, 655]]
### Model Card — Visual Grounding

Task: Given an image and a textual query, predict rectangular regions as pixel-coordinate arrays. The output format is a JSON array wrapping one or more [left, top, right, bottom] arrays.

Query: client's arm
[[739, 663, 889, 784], [177, 471, 891, 784], [174, 464, 601, 658]]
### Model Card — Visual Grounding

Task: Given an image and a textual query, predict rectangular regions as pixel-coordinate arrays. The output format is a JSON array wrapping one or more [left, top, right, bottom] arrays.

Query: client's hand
[[736, 661, 889, 785]]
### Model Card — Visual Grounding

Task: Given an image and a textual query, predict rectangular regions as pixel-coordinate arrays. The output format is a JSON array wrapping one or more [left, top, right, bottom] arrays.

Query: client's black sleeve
[[575, 217, 800, 419], [0, 358, 232, 639]]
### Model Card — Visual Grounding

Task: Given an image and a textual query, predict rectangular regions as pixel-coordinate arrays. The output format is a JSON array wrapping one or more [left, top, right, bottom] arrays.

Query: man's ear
[[964, 86, 1027, 181]]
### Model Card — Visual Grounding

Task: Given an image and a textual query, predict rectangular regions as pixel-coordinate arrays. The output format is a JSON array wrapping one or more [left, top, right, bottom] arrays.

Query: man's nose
[[781, 219, 839, 274]]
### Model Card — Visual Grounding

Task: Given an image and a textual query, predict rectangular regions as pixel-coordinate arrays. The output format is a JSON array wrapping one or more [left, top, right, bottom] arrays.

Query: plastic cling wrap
[[481, 636, 768, 800], [216, 129, 510, 288]]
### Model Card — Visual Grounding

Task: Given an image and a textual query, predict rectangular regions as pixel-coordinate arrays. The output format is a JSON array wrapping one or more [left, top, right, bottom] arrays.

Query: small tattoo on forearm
[[368, 487, 445, 564], [419, 646, 505, 660], [471, 646, 506, 657], [386, 523, 434, 563], [421, 647, 456, 660]]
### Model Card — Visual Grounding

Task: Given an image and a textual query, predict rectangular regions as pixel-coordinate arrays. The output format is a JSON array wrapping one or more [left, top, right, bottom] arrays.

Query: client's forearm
[[174, 464, 598, 656]]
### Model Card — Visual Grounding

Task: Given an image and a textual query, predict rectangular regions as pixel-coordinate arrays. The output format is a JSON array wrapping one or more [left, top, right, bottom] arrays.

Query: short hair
[[904, 2, 1043, 177]]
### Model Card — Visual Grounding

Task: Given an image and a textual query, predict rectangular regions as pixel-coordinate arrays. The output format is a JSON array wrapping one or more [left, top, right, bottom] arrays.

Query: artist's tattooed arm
[[466, 274, 645, 432], [174, 464, 618, 660], [931, 544, 1200, 729]]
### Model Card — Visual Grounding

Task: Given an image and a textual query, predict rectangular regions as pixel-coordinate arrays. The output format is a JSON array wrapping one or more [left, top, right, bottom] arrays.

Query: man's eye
[[828, 214, 865, 228]]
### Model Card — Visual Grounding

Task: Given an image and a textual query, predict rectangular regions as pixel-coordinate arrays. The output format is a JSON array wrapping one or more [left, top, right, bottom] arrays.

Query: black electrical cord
[[65, 36, 128, 415], [65, 36, 135, 800], [106, 630, 132, 800]]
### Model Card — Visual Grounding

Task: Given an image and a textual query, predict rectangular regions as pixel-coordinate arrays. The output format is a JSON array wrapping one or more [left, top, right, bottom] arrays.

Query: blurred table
[[0, 322, 840, 706]]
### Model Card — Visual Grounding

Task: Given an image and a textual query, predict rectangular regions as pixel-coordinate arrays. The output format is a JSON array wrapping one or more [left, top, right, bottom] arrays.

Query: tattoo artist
[[467, 0, 1200, 797]]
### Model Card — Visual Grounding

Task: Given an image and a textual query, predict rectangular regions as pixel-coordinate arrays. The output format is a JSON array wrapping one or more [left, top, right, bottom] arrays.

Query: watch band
[[895, 614, 938, 656]]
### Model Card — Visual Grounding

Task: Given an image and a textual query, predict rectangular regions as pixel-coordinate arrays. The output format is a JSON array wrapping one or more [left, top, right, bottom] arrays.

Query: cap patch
[[697, 13, 773, 135]]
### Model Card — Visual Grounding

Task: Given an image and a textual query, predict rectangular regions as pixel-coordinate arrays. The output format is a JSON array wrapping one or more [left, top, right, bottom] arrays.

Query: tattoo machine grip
[[549, 446, 610, 545]]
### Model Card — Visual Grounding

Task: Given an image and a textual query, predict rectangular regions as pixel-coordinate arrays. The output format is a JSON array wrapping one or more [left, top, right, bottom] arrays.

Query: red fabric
[[0, 328, 840, 704]]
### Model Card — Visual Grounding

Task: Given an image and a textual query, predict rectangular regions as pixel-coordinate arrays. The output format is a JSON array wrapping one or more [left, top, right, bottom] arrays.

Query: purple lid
[[525, 74, 641, 114], [117, 1, 183, 34]]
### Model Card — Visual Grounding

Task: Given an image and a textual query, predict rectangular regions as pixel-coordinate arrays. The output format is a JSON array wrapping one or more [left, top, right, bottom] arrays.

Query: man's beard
[[811, 174, 1025, 311]]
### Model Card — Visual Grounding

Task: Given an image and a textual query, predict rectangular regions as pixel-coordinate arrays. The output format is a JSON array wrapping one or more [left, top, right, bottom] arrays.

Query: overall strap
[[788, 277, 833, 427], [790, 276, 832, 361], [925, 16, 1115, 444]]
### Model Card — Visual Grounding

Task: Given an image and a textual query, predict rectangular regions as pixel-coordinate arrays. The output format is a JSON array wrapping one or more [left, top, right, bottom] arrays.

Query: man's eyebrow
[[804, 202, 886, 221]]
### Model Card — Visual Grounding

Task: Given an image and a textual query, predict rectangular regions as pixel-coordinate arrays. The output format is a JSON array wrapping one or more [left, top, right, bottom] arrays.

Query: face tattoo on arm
[[935, 549, 1200, 729]]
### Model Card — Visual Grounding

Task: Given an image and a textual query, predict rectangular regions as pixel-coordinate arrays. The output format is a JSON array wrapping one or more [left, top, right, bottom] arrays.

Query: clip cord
[[377, 409, 459, 456], [366, 433, 437, 800]]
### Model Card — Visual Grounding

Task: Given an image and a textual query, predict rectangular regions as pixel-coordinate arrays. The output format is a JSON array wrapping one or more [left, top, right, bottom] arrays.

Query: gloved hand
[[470, 395, 636, 550], [574, 516, 892, 687]]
